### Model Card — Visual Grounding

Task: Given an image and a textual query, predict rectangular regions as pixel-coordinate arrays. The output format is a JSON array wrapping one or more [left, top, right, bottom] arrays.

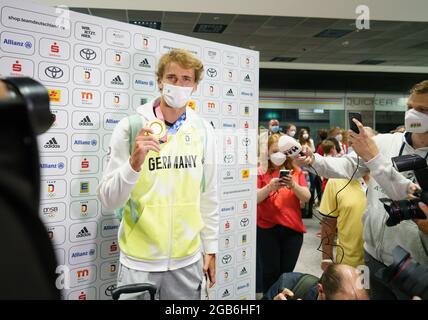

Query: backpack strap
[[128, 114, 143, 154], [192, 115, 208, 193], [114, 114, 143, 221], [290, 274, 319, 299]]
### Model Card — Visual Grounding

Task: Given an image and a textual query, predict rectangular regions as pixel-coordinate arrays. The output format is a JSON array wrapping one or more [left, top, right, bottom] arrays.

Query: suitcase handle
[[111, 283, 157, 300]]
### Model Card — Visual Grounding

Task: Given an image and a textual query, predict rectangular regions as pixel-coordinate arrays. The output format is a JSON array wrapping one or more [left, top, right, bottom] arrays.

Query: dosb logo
[[40, 202, 66, 223]]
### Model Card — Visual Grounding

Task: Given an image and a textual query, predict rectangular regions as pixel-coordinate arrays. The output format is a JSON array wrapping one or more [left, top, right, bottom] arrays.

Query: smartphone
[[279, 169, 291, 179], [349, 112, 362, 133]]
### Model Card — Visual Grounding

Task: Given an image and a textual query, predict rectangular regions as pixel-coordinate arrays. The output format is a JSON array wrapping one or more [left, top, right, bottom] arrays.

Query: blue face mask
[[271, 126, 280, 133]]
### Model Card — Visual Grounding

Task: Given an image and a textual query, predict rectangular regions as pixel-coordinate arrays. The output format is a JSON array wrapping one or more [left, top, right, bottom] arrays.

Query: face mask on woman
[[335, 134, 343, 142], [270, 152, 286, 166], [302, 133, 309, 140], [288, 130, 296, 137], [270, 126, 280, 133]]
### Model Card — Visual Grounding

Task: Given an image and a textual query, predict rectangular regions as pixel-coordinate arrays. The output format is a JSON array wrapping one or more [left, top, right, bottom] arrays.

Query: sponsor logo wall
[[0, 1, 258, 300]]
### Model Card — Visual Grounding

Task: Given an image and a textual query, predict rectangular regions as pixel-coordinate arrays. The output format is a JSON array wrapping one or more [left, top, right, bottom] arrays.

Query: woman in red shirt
[[257, 133, 311, 293]]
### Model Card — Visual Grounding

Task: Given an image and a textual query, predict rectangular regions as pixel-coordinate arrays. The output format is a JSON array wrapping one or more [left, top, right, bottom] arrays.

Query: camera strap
[[398, 141, 428, 160]]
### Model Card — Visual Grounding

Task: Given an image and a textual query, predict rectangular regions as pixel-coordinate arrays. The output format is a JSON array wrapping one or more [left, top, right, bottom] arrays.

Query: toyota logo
[[222, 254, 232, 264], [45, 66, 64, 79], [224, 154, 233, 164], [240, 218, 250, 227], [242, 137, 250, 146], [104, 284, 116, 296], [80, 48, 97, 60], [206, 68, 217, 77]]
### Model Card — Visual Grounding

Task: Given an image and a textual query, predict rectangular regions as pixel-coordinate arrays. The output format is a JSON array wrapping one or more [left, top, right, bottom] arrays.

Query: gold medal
[[148, 119, 166, 140]]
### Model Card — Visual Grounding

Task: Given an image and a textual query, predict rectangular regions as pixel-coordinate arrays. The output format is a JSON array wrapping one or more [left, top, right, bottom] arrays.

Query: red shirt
[[257, 167, 307, 233]]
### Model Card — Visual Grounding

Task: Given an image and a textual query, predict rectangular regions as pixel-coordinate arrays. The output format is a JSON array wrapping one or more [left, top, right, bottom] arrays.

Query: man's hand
[[348, 119, 379, 162], [203, 254, 216, 288], [295, 145, 315, 167], [413, 202, 428, 235], [129, 127, 160, 172], [274, 288, 295, 300], [321, 259, 333, 271]]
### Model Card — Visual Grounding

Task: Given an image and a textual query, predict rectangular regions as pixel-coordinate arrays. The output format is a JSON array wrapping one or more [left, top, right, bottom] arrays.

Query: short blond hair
[[156, 49, 204, 84], [410, 80, 428, 95]]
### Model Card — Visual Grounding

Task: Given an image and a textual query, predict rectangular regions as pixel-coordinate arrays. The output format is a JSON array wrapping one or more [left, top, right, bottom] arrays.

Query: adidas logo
[[76, 226, 91, 238], [240, 267, 248, 275], [138, 58, 150, 68], [111, 75, 124, 85], [79, 116, 93, 126], [244, 74, 251, 82], [226, 89, 234, 96], [222, 289, 230, 298], [44, 137, 60, 149]]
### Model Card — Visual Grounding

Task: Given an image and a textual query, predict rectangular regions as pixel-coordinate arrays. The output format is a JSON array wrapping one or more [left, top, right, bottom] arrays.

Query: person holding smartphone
[[257, 133, 311, 293]]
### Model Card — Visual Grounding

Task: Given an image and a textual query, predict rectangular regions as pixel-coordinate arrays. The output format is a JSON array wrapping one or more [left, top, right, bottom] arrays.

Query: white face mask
[[270, 152, 286, 166], [288, 130, 296, 137], [405, 108, 428, 133], [302, 133, 309, 140], [336, 134, 343, 142], [162, 83, 193, 109]]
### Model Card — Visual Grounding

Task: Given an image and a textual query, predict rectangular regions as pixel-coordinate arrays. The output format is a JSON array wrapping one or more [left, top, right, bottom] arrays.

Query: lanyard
[[154, 103, 187, 136]]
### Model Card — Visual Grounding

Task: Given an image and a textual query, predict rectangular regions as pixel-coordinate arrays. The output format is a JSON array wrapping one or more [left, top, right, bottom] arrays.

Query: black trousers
[[257, 225, 304, 293]]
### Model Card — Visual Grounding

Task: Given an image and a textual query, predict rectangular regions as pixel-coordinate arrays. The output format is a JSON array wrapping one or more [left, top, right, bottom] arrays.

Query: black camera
[[0, 77, 59, 299], [376, 245, 428, 300], [380, 154, 428, 227]]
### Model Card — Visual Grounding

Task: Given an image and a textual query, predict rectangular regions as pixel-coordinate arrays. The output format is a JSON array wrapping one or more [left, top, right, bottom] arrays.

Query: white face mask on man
[[335, 134, 343, 142], [270, 152, 286, 166], [162, 83, 193, 109], [405, 108, 428, 133]]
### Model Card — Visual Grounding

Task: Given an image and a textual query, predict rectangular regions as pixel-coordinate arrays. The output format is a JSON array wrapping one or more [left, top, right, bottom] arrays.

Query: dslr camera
[[380, 154, 428, 227], [376, 245, 428, 300]]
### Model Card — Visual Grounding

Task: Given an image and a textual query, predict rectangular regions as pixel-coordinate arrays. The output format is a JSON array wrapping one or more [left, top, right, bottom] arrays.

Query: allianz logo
[[221, 206, 235, 212], [241, 91, 253, 97], [71, 249, 95, 258], [105, 118, 120, 124], [134, 79, 154, 86], [3, 38, 33, 49], [237, 283, 250, 290], [103, 225, 119, 231], [74, 139, 98, 146], [222, 123, 236, 128], [40, 162, 64, 169]]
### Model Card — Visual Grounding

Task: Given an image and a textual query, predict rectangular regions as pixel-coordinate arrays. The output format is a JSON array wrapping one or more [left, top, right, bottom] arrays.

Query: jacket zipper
[[166, 136, 174, 270]]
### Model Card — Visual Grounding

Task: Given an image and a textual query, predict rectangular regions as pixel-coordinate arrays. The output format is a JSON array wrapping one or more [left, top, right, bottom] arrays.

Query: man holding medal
[[98, 49, 219, 300]]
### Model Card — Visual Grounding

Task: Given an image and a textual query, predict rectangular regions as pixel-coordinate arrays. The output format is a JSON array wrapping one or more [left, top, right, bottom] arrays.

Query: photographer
[[296, 80, 428, 299], [257, 133, 311, 293]]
